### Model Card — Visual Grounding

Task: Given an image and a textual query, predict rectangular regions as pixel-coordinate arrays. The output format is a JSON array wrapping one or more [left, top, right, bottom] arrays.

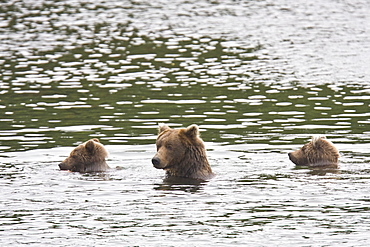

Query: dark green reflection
[[0, 2, 369, 152]]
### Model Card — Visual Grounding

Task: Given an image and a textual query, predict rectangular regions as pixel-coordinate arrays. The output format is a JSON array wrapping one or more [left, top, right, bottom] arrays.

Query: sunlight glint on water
[[1, 0, 370, 246]]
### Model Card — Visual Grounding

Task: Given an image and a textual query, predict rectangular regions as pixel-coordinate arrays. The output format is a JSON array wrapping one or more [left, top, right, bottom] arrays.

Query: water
[[1, 0, 370, 246]]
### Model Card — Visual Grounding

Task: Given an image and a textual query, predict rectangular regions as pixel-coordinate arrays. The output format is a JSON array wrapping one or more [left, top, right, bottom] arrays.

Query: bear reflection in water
[[154, 176, 207, 193], [58, 138, 110, 173], [152, 124, 215, 181], [289, 136, 340, 168]]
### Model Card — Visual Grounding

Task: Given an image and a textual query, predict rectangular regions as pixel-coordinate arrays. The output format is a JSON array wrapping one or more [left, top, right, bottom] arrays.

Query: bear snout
[[288, 151, 303, 166], [152, 156, 161, 168], [59, 162, 65, 170], [59, 162, 70, 171], [288, 152, 292, 159], [288, 152, 297, 164]]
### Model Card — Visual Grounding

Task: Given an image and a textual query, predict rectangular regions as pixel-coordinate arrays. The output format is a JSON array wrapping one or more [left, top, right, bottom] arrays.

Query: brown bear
[[288, 136, 340, 167], [59, 138, 109, 172], [152, 124, 214, 181]]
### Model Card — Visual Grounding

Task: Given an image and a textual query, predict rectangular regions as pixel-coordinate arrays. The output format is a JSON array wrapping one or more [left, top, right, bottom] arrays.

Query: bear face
[[152, 124, 214, 181], [288, 136, 339, 167], [59, 138, 109, 172]]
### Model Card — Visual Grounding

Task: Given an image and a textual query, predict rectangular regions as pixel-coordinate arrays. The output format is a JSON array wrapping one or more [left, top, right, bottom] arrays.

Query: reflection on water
[[1, 0, 370, 152], [1, 0, 370, 246], [154, 176, 207, 192]]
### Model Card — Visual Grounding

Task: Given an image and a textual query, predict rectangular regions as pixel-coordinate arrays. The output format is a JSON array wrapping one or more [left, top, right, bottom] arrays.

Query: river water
[[1, 0, 370, 246]]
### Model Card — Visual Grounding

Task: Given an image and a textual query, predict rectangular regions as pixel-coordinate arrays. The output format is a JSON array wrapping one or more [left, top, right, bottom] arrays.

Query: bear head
[[59, 138, 109, 172], [152, 124, 214, 180], [288, 136, 339, 167]]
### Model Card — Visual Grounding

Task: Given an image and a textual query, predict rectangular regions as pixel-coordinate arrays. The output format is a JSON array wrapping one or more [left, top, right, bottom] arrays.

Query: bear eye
[[156, 143, 161, 150], [166, 144, 173, 150]]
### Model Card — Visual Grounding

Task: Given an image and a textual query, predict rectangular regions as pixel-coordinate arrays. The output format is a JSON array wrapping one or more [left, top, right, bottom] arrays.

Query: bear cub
[[59, 138, 109, 172], [152, 124, 214, 181], [288, 136, 339, 167]]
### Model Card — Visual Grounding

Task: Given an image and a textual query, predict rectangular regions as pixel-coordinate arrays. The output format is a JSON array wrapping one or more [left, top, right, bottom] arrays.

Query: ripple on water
[[1, 0, 370, 246]]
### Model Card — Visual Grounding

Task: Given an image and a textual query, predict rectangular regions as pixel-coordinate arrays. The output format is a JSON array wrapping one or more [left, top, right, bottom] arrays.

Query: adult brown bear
[[152, 124, 214, 181]]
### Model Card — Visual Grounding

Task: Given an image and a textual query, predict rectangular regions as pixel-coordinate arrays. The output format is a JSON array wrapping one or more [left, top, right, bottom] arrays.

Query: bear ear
[[91, 138, 100, 143], [311, 135, 326, 148], [158, 123, 171, 134], [85, 140, 96, 153], [184, 124, 199, 138]]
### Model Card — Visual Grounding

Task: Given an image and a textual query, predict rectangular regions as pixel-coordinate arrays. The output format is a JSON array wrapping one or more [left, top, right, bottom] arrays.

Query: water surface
[[1, 0, 370, 246]]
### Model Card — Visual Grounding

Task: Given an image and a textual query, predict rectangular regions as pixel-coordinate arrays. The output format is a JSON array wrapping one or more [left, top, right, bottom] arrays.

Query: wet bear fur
[[59, 138, 109, 172], [152, 124, 214, 181], [288, 136, 339, 167]]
